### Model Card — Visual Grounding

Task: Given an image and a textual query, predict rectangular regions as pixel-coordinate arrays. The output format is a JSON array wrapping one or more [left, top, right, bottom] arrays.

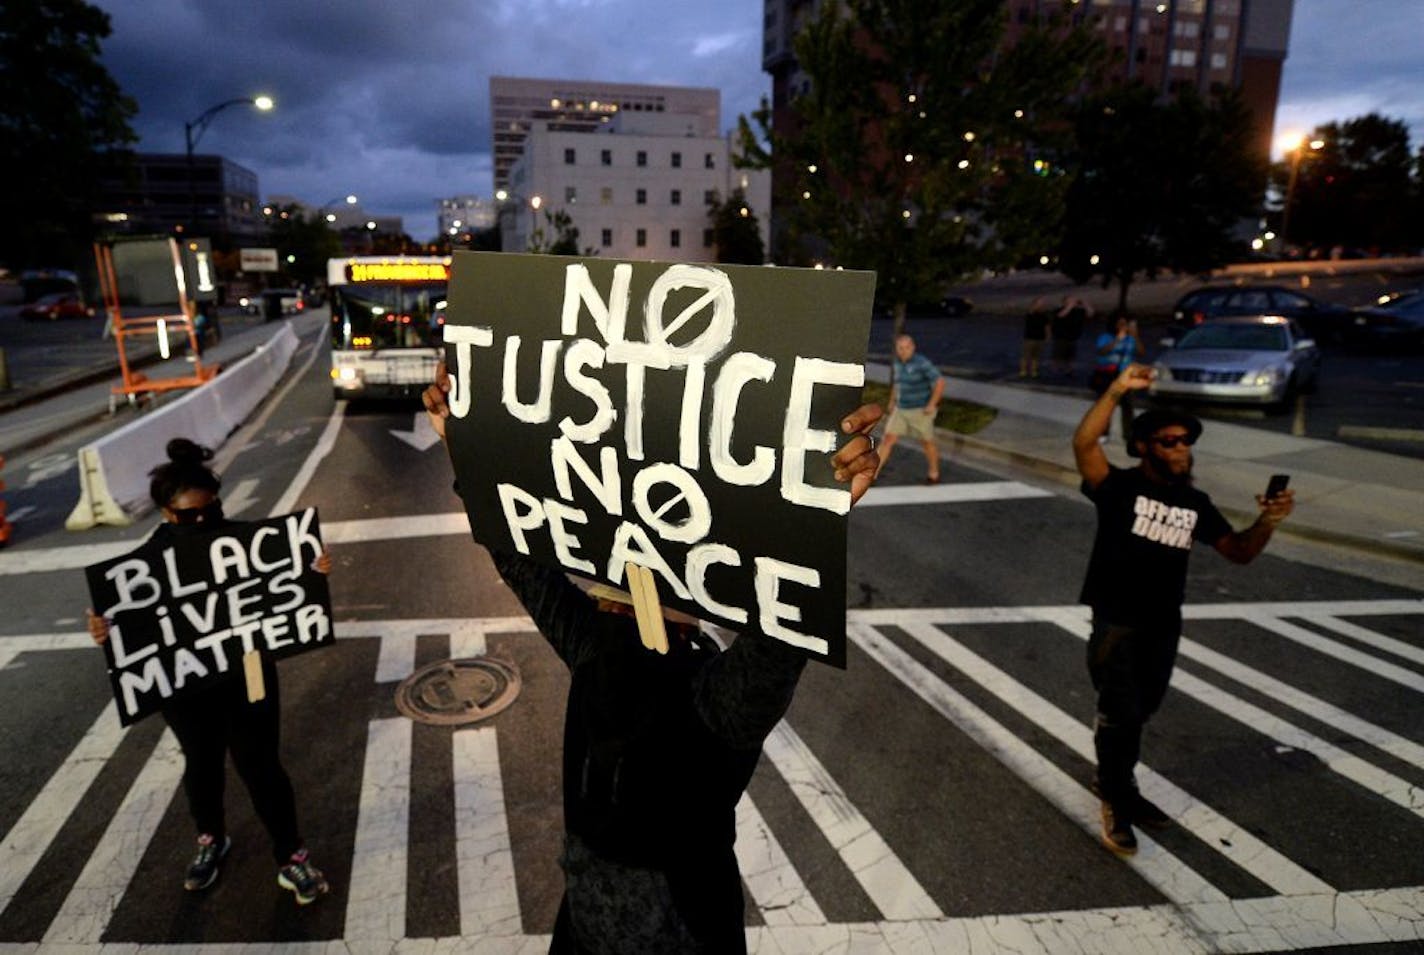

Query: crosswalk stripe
[[856, 481, 1052, 507], [0, 703, 125, 916], [851, 621, 1229, 906], [735, 793, 825, 926], [1180, 629, 1424, 773], [42, 730, 183, 944], [1047, 614, 1424, 820], [1245, 614, 1424, 694], [900, 620, 1334, 896], [454, 727, 521, 937], [762, 719, 943, 920], [345, 717, 412, 941], [1310, 614, 1424, 668]]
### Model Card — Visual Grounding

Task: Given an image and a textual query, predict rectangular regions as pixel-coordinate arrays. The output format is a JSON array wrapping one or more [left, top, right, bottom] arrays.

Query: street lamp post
[[1276, 132, 1324, 254], [493, 189, 543, 251], [184, 95, 274, 234]]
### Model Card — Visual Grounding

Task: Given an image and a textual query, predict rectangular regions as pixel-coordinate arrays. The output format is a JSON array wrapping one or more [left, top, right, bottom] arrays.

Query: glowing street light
[[184, 94, 275, 231], [1277, 131, 1325, 249]]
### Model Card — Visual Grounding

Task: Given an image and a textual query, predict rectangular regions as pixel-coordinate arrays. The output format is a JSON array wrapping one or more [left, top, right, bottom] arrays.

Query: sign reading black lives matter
[[84, 510, 333, 725], [443, 252, 875, 667]]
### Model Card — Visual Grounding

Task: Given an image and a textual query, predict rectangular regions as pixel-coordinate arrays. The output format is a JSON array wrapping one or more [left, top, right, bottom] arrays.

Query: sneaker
[[1133, 793, 1172, 830], [184, 833, 230, 891], [1100, 801, 1138, 856], [277, 848, 329, 905]]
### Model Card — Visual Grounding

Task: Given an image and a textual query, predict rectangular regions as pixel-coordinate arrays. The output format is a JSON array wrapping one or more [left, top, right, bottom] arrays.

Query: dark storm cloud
[[91, 0, 767, 238]]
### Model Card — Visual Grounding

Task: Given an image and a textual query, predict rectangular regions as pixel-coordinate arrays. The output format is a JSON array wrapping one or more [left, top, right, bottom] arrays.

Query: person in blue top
[[1091, 314, 1145, 439], [877, 333, 945, 484]]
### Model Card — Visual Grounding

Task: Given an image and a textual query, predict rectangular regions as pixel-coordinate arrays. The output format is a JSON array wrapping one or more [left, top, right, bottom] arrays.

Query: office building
[[490, 76, 720, 192], [500, 108, 770, 263], [93, 152, 265, 242]]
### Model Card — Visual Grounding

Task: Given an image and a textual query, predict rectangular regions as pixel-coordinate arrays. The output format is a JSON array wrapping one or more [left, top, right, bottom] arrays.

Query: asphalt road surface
[[1, 321, 1422, 952]]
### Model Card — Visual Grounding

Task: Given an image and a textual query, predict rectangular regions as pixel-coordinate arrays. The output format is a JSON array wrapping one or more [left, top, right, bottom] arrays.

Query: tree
[[1056, 84, 1263, 313], [1278, 113, 1420, 255], [739, 0, 1106, 332], [526, 208, 593, 256], [706, 189, 766, 264], [264, 204, 342, 287], [0, 0, 137, 270]]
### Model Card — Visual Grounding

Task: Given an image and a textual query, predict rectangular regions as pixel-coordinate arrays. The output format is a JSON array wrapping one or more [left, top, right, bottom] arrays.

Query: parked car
[[19, 292, 94, 321], [1170, 285, 1351, 342], [1150, 315, 1320, 409], [243, 288, 305, 320], [1345, 289, 1424, 349], [939, 295, 974, 317]]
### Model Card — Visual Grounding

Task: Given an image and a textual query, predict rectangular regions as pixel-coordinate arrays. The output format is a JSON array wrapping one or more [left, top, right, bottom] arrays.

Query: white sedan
[[1150, 315, 1320, 408]]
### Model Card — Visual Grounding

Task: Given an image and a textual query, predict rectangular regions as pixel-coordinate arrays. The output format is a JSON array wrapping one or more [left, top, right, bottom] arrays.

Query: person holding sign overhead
[[85, 439, 333, 906], [424, 363, 885, 954]]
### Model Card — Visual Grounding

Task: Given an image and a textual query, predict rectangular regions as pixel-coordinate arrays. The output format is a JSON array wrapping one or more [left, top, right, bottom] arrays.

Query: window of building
[[636, 150, 647, 167], [600, 186, 613, 204], [564, 148, 576, 165], [601, 228, 612, 247], [601, 149, 612, 166], [670, 189, 681, 206], [704, 189, 716, 205], [704, 153, 715, 169], [671, 151, 682, 168], [670, 229, 681, 248], [636, 188, 647, 205], [1210, 52, 1228, 70], [565, 186, 577, 203], [1214, 23, 1230, 40], [636, 228, 646, 247], [703, 228, 714, 248], [1169, 48, 1197, 67]]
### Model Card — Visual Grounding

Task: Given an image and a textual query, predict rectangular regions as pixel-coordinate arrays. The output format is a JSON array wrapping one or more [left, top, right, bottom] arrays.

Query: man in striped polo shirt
[[877, 334, 945, 484]]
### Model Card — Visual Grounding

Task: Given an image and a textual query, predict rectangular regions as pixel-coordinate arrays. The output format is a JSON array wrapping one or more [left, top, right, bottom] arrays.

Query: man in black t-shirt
[[1071, 363, 1294, 856]]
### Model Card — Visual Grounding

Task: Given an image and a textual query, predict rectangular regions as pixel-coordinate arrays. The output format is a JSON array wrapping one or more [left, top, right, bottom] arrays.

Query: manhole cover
[[394, 657, 522, 726]]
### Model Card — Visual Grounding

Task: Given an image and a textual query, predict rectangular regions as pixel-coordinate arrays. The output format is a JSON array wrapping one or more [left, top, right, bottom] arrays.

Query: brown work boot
[[1100, 801, 1137, 856]]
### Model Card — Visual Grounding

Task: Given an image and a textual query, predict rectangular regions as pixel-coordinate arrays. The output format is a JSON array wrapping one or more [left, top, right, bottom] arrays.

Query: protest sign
[[442, 252, 875, 667], [84, 510, 333, 725]]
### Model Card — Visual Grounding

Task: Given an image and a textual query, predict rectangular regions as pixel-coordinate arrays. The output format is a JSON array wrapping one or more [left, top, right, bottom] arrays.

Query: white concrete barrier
[[66, 325, 300, 530]]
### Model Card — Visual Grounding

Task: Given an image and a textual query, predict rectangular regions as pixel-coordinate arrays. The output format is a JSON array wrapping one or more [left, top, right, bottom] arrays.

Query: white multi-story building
[[500, 109, 770, 263]]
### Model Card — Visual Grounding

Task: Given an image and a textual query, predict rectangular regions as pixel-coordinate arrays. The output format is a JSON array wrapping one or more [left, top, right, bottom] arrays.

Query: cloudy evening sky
[[89, 0, 1424, 241]]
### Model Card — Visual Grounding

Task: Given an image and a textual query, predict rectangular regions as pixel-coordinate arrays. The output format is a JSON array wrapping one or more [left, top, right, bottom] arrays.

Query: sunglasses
[[1150, 434, 1196, 449], [170, 500, 222, 524]]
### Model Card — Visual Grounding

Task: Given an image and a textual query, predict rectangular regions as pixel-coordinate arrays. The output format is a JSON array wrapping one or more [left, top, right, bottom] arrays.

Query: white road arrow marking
[[221, 477, 261, 517], [390, 412, 441, 451]]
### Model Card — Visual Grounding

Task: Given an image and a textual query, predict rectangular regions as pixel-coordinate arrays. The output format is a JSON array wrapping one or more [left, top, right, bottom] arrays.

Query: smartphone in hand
[[1265, 474, 1290, 500]]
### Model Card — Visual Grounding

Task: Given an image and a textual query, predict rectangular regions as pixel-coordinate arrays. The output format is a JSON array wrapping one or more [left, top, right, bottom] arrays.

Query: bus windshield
[[333, 282, 446, 349]]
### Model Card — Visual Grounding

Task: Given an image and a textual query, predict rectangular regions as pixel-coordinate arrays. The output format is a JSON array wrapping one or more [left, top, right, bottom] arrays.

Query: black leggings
[[1086, 615, 1181, 805], [160, 665, 301, 864]]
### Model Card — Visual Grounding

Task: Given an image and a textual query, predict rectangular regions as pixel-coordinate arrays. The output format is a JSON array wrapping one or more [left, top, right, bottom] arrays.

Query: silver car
[[1151, 315, 1320, 407]]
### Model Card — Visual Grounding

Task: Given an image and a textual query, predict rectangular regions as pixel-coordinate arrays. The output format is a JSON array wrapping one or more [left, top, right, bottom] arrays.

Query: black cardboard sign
[[84, 510, 333, 725], [442, 252, 875, 666]]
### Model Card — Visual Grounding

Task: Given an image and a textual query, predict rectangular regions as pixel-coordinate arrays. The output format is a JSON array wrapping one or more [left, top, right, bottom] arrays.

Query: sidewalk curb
[[939, 425, 1424, 568]]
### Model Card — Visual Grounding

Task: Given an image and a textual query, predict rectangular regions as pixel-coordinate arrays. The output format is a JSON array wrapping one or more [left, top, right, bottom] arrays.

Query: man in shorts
[[877, 333, 944, 483]]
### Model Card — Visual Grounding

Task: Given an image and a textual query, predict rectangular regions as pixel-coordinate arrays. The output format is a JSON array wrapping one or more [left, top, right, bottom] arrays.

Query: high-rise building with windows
[[489, 77, 720, 192], [763, 0, 1292, 163]]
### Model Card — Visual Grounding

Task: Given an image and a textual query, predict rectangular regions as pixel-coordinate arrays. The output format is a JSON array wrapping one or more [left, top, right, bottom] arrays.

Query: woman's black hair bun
[[166, 438, 214, 465]]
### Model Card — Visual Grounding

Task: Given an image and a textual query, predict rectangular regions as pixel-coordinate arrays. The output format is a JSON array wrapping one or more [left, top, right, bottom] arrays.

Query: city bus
[[327, 255, 450, 400]]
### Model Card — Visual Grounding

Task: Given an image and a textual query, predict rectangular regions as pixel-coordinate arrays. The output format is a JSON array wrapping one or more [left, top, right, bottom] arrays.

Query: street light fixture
[[319, 194, 359, 224], [1276, 131, 1324, 253], [494, 190, 543, 250], [184, 95, 275, 233]]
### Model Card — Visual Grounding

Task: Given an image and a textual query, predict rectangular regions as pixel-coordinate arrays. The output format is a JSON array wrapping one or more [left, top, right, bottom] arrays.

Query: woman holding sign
[[86, 439, 332, 906], [424, 365, 885, 953]]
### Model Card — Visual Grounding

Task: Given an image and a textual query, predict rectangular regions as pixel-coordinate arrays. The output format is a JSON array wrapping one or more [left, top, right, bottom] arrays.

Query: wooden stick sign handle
[[624, 561, 670, 655], [243, 650, 267, 703]]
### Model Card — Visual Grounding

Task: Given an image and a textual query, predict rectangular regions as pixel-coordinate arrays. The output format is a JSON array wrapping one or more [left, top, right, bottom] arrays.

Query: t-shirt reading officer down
[[1079, 466, 1232, 624]]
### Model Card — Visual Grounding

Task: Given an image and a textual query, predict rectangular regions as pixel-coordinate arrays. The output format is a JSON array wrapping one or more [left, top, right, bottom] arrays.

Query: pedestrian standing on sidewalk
[[1089, 313, 1145, 439], [85, 438, 332, 905], [1020, 297, 1053, 378], [422, 364, 886, 953], [1051, 295, 1093, 377], [878, 333, 945, 484], [1071, 364, 1294, 856]]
